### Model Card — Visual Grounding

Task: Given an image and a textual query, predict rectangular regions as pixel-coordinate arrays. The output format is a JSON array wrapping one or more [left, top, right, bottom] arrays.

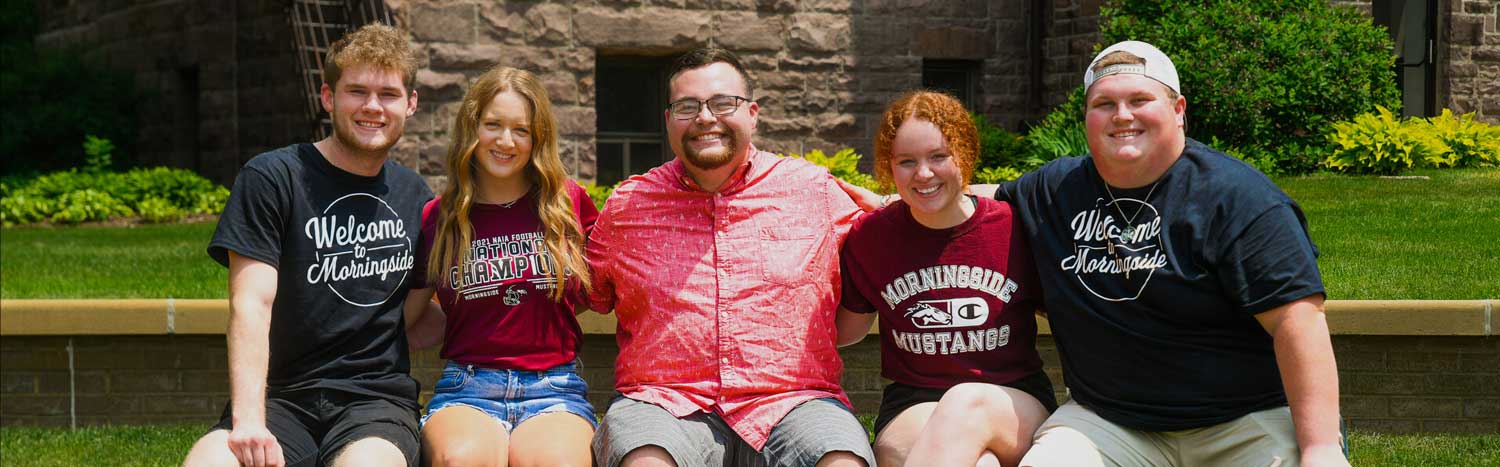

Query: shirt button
[[721, 357, 730, 364]]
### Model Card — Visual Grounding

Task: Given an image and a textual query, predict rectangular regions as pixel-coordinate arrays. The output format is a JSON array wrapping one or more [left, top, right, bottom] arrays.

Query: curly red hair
[[873, 90, 978, 192]]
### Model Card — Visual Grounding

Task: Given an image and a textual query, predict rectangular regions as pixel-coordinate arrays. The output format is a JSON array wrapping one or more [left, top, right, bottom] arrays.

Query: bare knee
[[183, 430, 239, 467], [331, 437, 408, 467], [941, 383, 1014, 413], [427, 439, 503, 467], [620, 445, 676, 467], [815, 451, 867, 467]]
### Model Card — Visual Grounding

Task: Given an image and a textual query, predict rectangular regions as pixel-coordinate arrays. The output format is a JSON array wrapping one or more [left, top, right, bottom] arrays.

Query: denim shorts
[[421, 360, 597, 432]]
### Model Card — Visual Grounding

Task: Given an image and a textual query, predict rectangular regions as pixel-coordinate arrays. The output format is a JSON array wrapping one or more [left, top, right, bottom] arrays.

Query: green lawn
[[0, 425, 1494, 466], [0, 221, 225, 299], [1275, 168, 1500, 299], [0, 169, 1496, 300]]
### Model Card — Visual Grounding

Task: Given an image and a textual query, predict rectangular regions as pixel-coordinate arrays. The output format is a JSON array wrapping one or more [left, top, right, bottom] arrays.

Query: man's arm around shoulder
[[225, 251, 285, 467], [1255, 294, 1350, 467]]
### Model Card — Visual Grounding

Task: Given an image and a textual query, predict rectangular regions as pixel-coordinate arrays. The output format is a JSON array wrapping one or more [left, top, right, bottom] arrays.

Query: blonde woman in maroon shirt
[[836, 90, 1055, 467], [402, 66, 598, 467]]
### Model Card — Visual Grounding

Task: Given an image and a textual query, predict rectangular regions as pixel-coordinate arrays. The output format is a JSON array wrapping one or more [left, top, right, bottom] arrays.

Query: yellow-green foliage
[[1421, 109, 1500, 168], [583, 182, 618, 212], [784, 148, 883, 193], [1325, 107, 1499, 175], [975, 166, 1023, 184]]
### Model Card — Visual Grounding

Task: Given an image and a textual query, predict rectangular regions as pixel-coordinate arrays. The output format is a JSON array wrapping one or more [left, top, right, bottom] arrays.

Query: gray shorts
[[593, 396, 876, 467]]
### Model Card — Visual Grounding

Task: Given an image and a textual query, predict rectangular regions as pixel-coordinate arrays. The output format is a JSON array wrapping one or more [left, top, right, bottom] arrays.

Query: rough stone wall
[[5, 334, 1498, 433], [1445, 0, 1500, 122], [1040, 0, 1102, 110], [394, 0, 1034, 185], [32, 0, 307, 185]]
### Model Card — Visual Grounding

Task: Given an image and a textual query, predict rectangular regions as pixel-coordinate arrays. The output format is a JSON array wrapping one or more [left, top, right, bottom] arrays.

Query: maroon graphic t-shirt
[[414, 181, 598, 370], [840, 196, 1044, 388]]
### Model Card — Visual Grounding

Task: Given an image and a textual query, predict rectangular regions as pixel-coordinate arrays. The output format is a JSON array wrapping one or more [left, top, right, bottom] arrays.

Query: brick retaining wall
[[3, 309, 1496, 433]]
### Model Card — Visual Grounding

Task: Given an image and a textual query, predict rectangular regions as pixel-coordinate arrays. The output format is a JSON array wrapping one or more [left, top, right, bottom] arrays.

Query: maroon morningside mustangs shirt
[[840, 196, 1046, 389], [413, 181, 598, 371]]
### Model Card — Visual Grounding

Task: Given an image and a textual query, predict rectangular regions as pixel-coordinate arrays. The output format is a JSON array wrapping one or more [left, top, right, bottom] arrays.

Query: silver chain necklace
[[1103, 178, 1160, 243], [1103, 177, 1160, 280]]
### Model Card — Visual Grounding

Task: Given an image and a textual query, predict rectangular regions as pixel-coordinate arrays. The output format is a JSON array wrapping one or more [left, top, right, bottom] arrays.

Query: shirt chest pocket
[[757, 226, 820, 287]]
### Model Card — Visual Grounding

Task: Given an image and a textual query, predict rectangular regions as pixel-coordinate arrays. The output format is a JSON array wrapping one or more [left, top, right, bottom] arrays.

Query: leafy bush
[[48, 190, 134, 224], [974, 166, 1024, 184], [1100, 0, 1400, 174], [1021, 88, 1090, 167], [1421, 109, 1500, 168], [973, 113, 1029, 172], [1325, 106, 1500, 174], [0, 164, 230, 226], [1, 2, 138, 175], [785, 148, 883, 193], [584, 182, 618, 212]]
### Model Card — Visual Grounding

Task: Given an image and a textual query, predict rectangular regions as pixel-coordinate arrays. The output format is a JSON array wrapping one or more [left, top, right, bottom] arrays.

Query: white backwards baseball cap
[[1083, 40, 1181, 95]]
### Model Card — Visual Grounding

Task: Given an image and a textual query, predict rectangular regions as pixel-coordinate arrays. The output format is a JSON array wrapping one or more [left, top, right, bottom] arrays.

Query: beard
[[332, 116, 400, 157], [679, 127, 742, 171]]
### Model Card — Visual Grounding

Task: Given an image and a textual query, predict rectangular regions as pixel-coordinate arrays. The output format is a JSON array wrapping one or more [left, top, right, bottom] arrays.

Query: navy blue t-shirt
[[208, 143, 433, 408], [996, 138, 1324, 431]]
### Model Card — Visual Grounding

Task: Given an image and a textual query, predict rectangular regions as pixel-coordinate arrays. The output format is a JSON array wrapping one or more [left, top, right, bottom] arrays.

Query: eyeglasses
[[667, 95, 750, 120]]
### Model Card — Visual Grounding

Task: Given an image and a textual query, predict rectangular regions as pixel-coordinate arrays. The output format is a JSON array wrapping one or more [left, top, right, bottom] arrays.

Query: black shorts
[[210, 389, 420, 467], [872, 372, 1059, 437]]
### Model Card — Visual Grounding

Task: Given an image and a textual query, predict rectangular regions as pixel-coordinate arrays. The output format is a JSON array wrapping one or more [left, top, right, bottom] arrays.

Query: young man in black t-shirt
[[183, 24, 433, 467]]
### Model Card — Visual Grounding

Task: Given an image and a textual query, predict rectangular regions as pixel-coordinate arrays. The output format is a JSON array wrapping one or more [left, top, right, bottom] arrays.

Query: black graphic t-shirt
[[840, 196, 1045, 389], [208, 143, 433, 408], [995, 138, 1323, 431]]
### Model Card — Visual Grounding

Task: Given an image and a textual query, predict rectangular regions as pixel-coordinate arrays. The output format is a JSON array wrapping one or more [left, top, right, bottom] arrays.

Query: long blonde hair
[[427, 66, 590, 301]]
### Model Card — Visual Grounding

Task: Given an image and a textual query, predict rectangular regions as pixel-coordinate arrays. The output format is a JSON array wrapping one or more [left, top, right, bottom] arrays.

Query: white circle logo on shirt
[[1059, 197, 1168, 302], [302, 193, 415, 307]]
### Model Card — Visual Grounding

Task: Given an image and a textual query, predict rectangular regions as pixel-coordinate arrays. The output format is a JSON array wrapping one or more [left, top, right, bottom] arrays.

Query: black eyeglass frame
[[666, 95, 751, 120]]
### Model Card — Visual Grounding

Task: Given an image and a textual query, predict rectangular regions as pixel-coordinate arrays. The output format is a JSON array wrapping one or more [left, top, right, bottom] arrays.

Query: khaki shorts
[[1020, 401, 1313, 467]]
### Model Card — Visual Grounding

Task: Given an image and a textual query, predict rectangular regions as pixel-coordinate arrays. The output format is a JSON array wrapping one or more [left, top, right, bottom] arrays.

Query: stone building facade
[[30, 0, 1497, 185]]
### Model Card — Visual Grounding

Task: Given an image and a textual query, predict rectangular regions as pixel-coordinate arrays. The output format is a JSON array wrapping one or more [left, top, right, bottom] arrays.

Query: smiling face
[[473, 90, 534, 198], [321, 64, 416, 158], [890, 118, 970, 228], [1084, 73, 1186, 184], [665, 62, 759, 171]]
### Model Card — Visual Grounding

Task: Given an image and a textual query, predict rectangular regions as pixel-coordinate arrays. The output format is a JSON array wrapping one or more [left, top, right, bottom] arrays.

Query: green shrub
[[974, 166, 1024, 184], [785, 148, 883, 193], [83, 135, 115, 173], [584, 182, 618, 212], [973, 113, 1029, 171], [1022, 88, 1090, 167], [1100, 0, 1399, 174], [1, 2, 138, 175], [1326, 107, 1500, 174], [1421, 109, 1500, 168], [136, 197, 185, 223], [48, 190, 134, 224], [0, 166, 229, 225]]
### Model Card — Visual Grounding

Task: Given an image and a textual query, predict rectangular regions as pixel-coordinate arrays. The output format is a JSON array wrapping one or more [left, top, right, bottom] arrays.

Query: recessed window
[[922, 59, 981, 111], [595, 56, 673, 186], [1373, 0, 1436, 117]]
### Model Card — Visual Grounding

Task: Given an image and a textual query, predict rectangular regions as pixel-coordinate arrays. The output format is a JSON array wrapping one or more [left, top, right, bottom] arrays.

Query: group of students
[[183, 22, 1348, 467]]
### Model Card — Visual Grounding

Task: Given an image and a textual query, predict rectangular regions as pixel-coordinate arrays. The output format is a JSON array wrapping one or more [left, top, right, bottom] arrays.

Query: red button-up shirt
[[587, 149, 862, 449]]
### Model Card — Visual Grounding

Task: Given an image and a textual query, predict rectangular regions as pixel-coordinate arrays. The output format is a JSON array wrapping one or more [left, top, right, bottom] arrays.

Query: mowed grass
[[0, 169, 1496, 300], [0, 221, 225, 299], [1274, 168, 1500, 299], [0, 424, 1495, 466]]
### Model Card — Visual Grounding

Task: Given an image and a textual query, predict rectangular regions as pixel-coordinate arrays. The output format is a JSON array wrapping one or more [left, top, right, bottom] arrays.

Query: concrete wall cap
[[1, 299, 1493, 337]]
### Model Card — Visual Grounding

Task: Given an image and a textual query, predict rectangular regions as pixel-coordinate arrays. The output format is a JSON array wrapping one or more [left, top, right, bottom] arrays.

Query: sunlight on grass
[[0, 222, 226, 299], [1276, 168, 1500, 299]]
